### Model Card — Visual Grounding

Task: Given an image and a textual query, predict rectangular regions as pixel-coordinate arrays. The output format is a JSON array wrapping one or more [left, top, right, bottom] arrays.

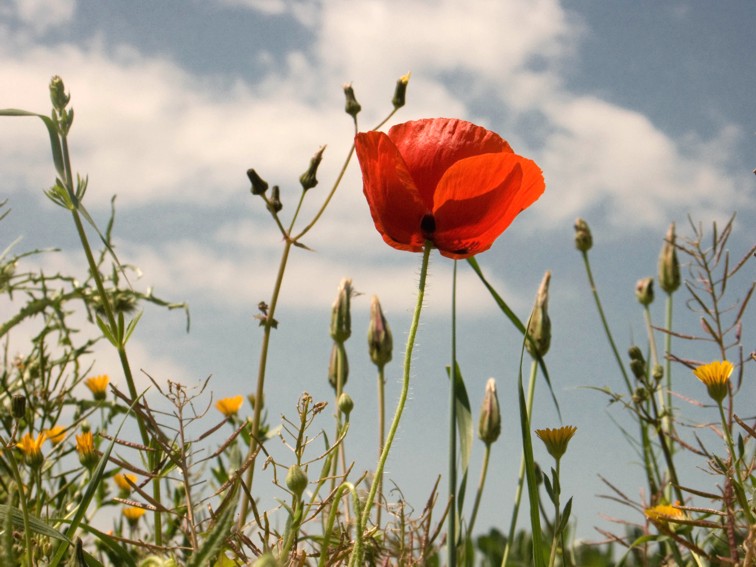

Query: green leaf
[[188, 503, 237, 567], [123, 311, 144, 345], [557, 497, 573, 534], [95, 315, 118, 346], [0, 109, 65, 178]]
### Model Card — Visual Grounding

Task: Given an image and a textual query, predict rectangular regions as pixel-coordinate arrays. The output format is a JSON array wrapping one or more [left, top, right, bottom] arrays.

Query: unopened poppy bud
[[330, 278, 353, 343], [338, 392, 354, 416], [343, 83, 362, 118], [286, 463, 308, 498], [267, 185, 282, 213], [525, 271, 551, 359], [247, 168, 269, 195], [368, 296, 393, 369], [328, 342, 349, 391], [12, 394, 26, 419], [635, 277, 654, 306], [49, 75, 70, 111], [478, 378, 501, 445], [658, 223, 680, 294], [392, 72, 411, 109], [299, 146, 325, 191], [574, 218, 593, 252]]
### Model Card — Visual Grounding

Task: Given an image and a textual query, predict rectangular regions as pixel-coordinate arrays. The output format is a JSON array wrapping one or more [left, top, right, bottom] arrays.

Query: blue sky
[[2, 0, 754, 545]]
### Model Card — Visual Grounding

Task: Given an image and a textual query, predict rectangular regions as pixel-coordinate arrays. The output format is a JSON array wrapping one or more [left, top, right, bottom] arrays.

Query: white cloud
[[7, 0, 76, 36]]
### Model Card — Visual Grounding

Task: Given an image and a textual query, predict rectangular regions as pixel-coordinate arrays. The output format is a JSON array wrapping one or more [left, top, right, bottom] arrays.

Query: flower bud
[[286, 463, 308, 498], [12, 394, 26, 420], [330, 278, 353, 343], [299, 146, 325, 191], [635, 277, 654, 306], [658, 223, 680, 294], [478, 378, 501, 445], [574, 218, 593, 252], [525, 271, 551, 359], [628, 346, 646, 379], [392, 73, 411, 109], [247, 168, 269, 195], [368, 296, 393, 369], [49, 75, 70, 111], [343, 83, 362, 118], [267, 185, 282, 213], [328, 342, 349, 391], [338, 392, 354, 416]]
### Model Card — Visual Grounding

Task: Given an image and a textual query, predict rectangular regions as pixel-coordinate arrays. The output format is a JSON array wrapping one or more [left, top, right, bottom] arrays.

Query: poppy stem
[[351, 241, 432, 567], [448, 260, 458, 567]]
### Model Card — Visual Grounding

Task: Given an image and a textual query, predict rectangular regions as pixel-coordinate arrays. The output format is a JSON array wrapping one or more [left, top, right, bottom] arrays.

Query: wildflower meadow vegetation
[[1, 76, 754, 566]]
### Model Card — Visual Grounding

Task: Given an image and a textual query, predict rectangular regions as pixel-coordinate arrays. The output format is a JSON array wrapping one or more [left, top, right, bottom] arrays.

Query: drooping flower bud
[[343, 83, 362, 118], [368, 296, 393, 369], [49, 75, 70, 112], [330, 278, 353, 343], [392, 72, 411, 109], [338, 392, 354, 416], [267, 185, 282, 213], [286, 463, 308, 498], [635, 277, 654, 306], [328, 342, 348, 391], [12, 394, 26, 420], [574, 218, 593, 252], [658, 223, 680, 294], [247, 168, 269, 195], [525, 271, 551, 359], [299, 146, 326, 191], [478, 378, 501, 445]]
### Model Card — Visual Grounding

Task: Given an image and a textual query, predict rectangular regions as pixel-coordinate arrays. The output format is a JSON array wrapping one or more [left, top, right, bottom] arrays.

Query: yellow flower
[[122, 506, 146, 526], [215, 395, 244, 417], [645, 503, 685, 526], [692, 360, 733, 403], [114, 472, 137, 492], [535, 426, 577, 461], [85, 374, 109, 401], [17, 432, 47, 468], [44, 425, 66, 445], [76, 431, 98, 469]]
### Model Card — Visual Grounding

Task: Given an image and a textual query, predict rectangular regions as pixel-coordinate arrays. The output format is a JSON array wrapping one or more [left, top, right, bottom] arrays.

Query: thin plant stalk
[[5, 450, 33, 567], [376, 364, 386, 528], [502, 358, 538, 566], [547, 458, 563, 567], [350, 242, 432, 567], [448, 259, 458, 567], [467, 442, 491, 536]]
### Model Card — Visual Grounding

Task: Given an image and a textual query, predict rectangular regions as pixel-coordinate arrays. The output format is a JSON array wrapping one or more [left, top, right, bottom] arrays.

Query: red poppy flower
[[355, 118, 545, 259]]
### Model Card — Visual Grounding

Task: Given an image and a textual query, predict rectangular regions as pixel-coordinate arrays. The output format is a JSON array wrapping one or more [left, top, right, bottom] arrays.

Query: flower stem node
[[478, 378, 501, 445], [247, 168, 269, 195], [343, 83, 362, 118], [368, 295, 393, 369], [635, 277, 654, 306], [392, 72, 411, 109], [299, 146, 326, 191], [658, 223, 680, 294], [573, 218, 593, 252], [525, 271, 551, 359], [285, 464, 308, 498]]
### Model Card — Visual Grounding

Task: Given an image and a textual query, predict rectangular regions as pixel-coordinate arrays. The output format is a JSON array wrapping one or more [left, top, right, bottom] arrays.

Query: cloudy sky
[[2, 0, 754, 543]]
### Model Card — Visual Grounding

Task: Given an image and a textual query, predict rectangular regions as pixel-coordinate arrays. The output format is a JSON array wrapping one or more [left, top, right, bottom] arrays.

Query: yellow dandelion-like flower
[[84, 374, 110, 401], [76, 431, 98, 468], [45, 425, 67, 445], [645, 503, 685, 526], [692, 360, 733, 403], [535, 425, 577, 461], [122, 506, 146, 526], [114, 472, 137, 492], [17, 432, 47, 468], [215, 395, 244, 417]]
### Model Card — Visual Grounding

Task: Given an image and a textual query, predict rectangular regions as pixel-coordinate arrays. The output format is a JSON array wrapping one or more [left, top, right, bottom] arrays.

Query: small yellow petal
[[215, 395, 244, 417]]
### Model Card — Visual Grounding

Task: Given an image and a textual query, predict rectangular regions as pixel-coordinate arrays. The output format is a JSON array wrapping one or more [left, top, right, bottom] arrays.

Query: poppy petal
[[388, 118, 513, 206], [431, 153, 545, 259], [355, 131, 429, 252]]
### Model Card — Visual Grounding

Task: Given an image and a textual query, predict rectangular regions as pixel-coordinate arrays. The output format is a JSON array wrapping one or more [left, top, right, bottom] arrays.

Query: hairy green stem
[[502, 358, 538, 566], [350, 242, 432, 567], [376, 364, 386, 528], [448, 259, 458, 567], [467, 443, 491, 536]]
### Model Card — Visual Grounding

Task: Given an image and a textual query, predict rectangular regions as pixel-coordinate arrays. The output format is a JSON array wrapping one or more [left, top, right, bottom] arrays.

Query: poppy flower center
[[420, 214, 436, 236]]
